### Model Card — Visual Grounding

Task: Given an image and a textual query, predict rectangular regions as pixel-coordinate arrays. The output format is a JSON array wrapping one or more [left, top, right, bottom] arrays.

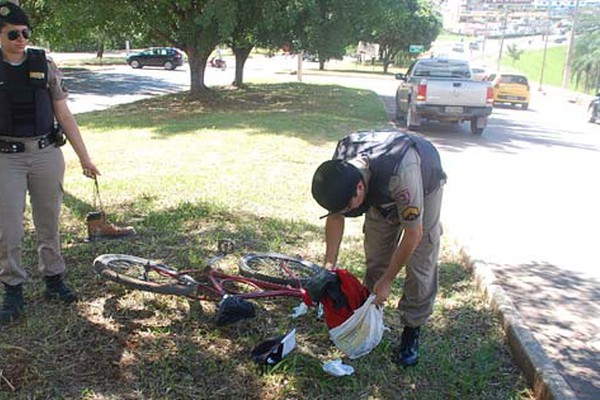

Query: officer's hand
[[81, 160, 101, 178], [373, 278, 392, 306]]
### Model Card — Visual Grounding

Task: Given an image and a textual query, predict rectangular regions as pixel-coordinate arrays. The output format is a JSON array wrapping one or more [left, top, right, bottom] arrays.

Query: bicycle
[[92, 240, 331, 325]]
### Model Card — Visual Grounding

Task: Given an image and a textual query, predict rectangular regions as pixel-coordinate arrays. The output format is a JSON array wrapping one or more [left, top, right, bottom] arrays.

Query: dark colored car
[[553, 36, 568, 44], [126, 47, 185, 70], [587, 93, 600, 124], [302, 52, 318, 62]]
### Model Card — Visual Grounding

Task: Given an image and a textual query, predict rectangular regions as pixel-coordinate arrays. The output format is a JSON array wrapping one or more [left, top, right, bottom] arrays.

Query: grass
[[500, 45, 569, 88], [0, 82, 532, 399], [499, 42, 595, 93], [58, 56, 128, 67]]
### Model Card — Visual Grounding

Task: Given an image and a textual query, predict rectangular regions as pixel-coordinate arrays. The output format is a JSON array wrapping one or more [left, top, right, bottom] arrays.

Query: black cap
[[311, 160, 361, 218], [0, 2, 31, 28]]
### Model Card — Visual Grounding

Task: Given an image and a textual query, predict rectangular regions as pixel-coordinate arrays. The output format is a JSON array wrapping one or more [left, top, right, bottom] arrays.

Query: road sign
[[409, 45, 424, 54]]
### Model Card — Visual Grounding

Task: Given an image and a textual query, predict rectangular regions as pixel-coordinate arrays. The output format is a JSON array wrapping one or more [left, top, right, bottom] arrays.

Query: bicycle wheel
[[93, 254, 197, 298], [238, 253, 324, 286]]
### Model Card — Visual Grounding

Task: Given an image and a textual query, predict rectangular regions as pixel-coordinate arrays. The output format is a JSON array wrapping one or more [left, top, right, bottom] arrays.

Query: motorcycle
[[209, 57, 227, 70]]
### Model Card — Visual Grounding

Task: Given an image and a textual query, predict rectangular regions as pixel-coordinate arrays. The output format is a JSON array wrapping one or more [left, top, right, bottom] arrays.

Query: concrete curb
[[471, 261, 579, 400]]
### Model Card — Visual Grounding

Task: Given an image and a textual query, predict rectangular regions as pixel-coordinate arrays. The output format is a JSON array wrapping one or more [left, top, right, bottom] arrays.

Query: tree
[[369, 0, 441, 73], [119, 1, 237, 97], [22, 1, 238, 96], [226, 0, 289, 87], [506, 43, 523, 65], [571, 9, 600, 92], [22, 0, 135, 55], [297, 0, 379, 70]]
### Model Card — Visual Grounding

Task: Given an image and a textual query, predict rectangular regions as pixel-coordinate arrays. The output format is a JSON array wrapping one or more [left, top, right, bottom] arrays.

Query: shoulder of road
[[472, 261, 579, 400]]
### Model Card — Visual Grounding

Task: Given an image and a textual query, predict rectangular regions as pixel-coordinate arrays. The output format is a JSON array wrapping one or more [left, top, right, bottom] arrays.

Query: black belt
[[0, 133, 56, 154]]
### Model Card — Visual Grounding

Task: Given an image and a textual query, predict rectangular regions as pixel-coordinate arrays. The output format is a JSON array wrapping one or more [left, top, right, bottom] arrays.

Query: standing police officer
[[311, 130, 446, 366], [0, 2, 100, 325]]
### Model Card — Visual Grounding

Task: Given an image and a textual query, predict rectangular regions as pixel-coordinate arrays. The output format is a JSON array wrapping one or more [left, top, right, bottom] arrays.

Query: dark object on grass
[[215, 295, 256, 325], [251, 328, 296, 365]]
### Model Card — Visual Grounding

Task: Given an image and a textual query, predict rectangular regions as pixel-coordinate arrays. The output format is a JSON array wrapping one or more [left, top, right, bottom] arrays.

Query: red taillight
[[416, 81, 427, 101], [487, 86, 494, 104]]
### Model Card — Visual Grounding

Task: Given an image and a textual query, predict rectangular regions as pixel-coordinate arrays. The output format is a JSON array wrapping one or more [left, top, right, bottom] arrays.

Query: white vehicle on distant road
[[394, 57, 494, 134]]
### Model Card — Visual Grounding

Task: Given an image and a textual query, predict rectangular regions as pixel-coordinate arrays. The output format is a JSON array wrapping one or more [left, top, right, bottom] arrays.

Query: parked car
[[587, 93, 600, 124], [485, 73, 530, 109], [126, 47, 185, 70], [302, 52, 318, 62], [554, 36, 568, 44]]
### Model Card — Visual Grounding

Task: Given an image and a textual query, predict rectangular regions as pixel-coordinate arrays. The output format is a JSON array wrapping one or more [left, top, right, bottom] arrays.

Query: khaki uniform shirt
[[351, 147, 424, 228], [46, 56, 68, 101]]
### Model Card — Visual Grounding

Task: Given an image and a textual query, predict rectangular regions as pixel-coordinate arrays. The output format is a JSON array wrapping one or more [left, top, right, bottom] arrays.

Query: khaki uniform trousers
[[0, 136, 66, 286], [363, 185, 443, 327]]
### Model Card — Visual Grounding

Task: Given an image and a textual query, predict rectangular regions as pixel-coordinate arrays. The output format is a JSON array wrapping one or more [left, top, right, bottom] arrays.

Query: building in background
[[442, 0, 600, 36]]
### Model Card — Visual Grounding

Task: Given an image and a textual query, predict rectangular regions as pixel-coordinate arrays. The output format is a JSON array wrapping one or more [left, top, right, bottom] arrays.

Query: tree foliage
[[368, 0, 442, 73], [21, 0, 135, 54], [571, 8, 600, 92], [506, 43, 523, 65], [226, 0, 290, 87], [289, 0, 380, 70], [18, 0, 446, 94]]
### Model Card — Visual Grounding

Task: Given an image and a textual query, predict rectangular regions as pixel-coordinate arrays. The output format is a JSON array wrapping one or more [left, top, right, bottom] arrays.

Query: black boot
[[45, 274, 78, 303], [0, 283, 24, 325], [397, 325, 420, 367]]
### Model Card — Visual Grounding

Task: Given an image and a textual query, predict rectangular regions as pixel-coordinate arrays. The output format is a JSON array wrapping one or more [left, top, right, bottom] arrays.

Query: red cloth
[[321, 269, 370, 329]]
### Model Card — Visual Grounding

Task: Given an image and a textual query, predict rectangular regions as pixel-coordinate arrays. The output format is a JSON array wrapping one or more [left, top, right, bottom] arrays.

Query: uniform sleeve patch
[[393, 188, 411, 206], [401, 206, 420, 221]]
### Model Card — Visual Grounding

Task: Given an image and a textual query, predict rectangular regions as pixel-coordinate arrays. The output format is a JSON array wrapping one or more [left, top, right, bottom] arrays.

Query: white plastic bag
[[329, 294, 384, 359]]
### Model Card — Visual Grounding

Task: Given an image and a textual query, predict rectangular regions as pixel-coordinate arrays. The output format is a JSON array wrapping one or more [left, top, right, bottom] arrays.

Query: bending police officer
[[0, 2, 100, 326], [311, 130, 446, 366]]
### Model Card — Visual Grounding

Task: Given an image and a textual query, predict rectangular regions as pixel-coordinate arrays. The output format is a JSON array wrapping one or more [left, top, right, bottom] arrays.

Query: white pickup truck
[[394, 58, 493, 134]]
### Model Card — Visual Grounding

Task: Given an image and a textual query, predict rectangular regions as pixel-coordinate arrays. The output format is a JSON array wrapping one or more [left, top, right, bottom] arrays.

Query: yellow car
[[485, 73, 530, 110]]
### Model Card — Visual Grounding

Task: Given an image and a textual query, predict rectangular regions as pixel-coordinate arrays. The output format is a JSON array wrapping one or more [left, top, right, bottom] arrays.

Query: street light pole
[[561, 0, 580, 88]]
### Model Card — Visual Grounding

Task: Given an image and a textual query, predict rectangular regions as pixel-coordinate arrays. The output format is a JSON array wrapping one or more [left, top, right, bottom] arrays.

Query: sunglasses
[[6, 28, 31, 41]]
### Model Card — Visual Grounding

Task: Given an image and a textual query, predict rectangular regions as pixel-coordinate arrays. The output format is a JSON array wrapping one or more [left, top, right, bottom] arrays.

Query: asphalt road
[[61, 56, 599, 399]]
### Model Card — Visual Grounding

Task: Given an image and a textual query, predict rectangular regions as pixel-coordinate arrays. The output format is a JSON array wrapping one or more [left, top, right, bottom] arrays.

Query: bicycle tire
[[93, 254, 197, 298], [238, 253, 324, 286]]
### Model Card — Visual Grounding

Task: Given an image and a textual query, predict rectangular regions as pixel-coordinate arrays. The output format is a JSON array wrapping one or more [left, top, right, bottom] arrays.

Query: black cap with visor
[[311, 159, 362, 219], [0, 2, 31, 28]]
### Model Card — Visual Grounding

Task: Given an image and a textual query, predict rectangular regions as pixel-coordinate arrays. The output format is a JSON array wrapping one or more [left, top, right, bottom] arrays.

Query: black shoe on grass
[[0, 283, 24, 326], [397, 325, 420, 367], [44, 275, 78, 303]]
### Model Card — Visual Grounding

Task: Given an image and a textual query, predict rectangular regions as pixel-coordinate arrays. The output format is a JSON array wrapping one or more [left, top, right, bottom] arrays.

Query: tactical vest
[[332, 130, 446, 218], [0, 48, 54, 137]]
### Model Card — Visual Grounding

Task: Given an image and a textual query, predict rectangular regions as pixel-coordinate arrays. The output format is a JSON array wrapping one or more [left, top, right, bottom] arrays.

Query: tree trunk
[[319, 60, 325, 70], [187, 49, 211, 98], [96, 41, 105, 59], [383, 55, 390, 74], [232, 45, 253, 87]]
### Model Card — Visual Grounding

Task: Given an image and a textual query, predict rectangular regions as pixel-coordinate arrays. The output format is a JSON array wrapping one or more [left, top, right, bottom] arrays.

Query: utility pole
[[561, 0, 580, 88], [538, 10, 551, 91], [496, 7, 509, 72]]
